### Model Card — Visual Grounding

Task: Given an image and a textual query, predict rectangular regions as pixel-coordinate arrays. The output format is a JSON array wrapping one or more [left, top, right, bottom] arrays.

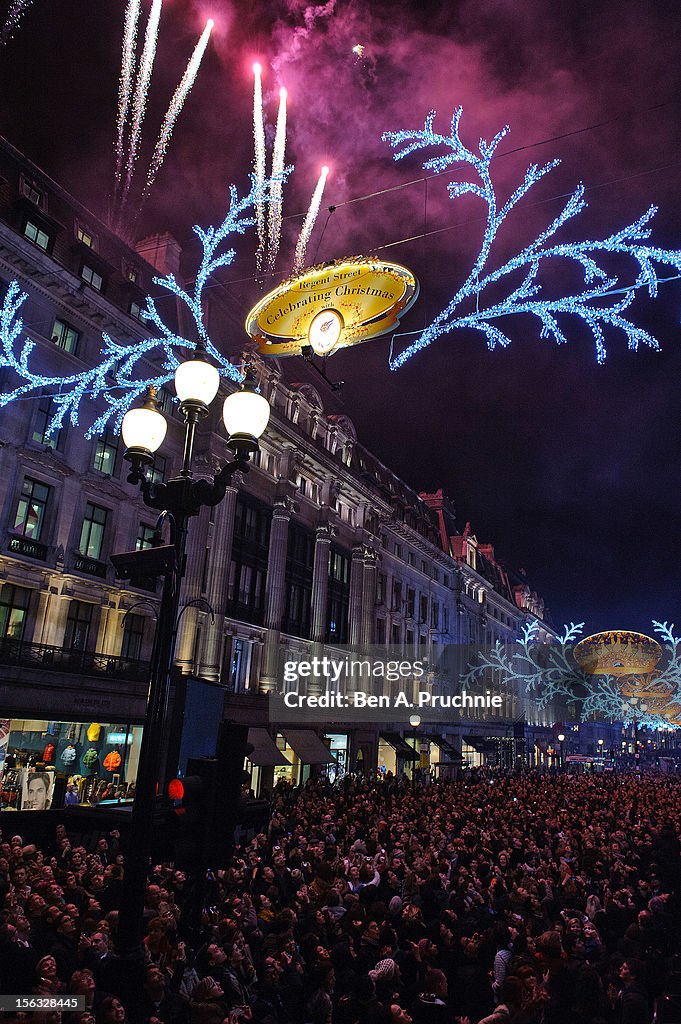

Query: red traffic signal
[[167, 772, 209, 807], [168, 777, 185, 801]]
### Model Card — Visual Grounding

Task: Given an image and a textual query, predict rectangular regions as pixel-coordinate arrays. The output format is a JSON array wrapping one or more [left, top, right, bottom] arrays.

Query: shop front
[[273, 729, 336, 786], [2, 665, 148, 812], [0, 716, 143, 811]]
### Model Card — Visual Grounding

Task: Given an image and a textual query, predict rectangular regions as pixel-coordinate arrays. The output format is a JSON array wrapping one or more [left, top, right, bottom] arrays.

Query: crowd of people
[[1, 771, 681, 1024]]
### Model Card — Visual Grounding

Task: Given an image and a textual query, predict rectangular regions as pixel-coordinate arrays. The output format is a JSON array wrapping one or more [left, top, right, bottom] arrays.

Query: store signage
[[245, 257, 419, 358]]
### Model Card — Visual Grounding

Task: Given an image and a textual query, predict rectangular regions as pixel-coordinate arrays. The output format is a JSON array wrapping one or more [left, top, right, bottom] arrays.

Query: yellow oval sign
[[245, 257, 419, 357]]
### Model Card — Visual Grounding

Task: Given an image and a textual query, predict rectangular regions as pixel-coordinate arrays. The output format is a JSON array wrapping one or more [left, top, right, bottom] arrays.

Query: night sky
[[1, 0, 681, 633]]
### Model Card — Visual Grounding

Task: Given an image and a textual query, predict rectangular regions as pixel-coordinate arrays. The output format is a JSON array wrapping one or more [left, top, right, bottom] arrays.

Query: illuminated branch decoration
[[463, 620, 586, 706], [0, 176, 282, 438], [383, 108, 681, 368], [463, 619, 681, 728]]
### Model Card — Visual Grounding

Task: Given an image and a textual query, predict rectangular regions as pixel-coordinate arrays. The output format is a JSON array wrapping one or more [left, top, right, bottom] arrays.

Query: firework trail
[[139, 19, 213, 210], [121, 0, 163, 212], [293, 166, 329, 274], [114, 0, 141, 196], [1, 0, 32, 44], [253, 63, 267, 273], [266, 87, 288, 273]]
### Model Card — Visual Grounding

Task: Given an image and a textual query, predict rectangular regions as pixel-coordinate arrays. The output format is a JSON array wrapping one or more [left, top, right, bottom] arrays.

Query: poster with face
[[22, 771, 55, 811]]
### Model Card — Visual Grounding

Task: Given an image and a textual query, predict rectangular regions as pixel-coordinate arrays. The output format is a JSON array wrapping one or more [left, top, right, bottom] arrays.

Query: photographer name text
[[282, 690, 503, 710]]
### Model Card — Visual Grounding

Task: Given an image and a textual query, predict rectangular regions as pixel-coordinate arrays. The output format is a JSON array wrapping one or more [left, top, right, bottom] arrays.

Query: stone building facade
[[0, 136, 567, 806]]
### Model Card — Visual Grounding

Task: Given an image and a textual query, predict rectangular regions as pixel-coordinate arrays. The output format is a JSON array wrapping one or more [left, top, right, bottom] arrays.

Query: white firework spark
[[266, 86, 287, 273], [140, 19, 213, 208], [253, 63, 267, 273], [293, 165, 329, 274], [121, 0, 163, 210], [115, 0, 141, 196], [1, 0, 33, 44]]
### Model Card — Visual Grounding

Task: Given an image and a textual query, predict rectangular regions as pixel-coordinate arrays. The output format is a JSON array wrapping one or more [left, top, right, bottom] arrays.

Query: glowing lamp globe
[[174, 356, 220, 408], [121, 397, 167, 455], [409, 714, 421, 729], [223, 371, 270, 455]]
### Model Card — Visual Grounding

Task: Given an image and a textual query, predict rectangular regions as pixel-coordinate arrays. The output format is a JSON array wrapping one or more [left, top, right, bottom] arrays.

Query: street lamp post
[[113, 358, 270, 962], [409, 714, 421, 787], [557, 733, 565, 770]]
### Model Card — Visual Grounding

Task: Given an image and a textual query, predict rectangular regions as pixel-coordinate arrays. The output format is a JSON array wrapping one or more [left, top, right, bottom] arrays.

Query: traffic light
[[167, 721, 253, 868]]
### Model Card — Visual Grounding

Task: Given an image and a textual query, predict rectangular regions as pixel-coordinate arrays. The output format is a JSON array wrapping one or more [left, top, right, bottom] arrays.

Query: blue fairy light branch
[[463, 619, 681, 727], [382, 108, 681, 368], [0, 174, 284, 437]]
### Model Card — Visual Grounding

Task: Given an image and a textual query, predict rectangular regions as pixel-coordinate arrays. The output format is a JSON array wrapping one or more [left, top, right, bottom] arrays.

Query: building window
[[79, 503, 108, 560], [129, 301, 143, 320], [81, 264, 103, 291], [283, 522, 314, 639], [24, 220, 50, 251], [92, 426, 118, 475], [406, 588, 415, 618], [394, 542, 402, 558], [420, 594, 428, 623], [32, 397, 62, 449], [51, 318, 80, 355], [443, 607, 449, 633], [0, 583, 31, 641], [21, 178, 43, 205], [229, 638, 250, 692], [391, 623, 401, 645], [121, 613, 145, 661], [76, 226, 94, 248], [13, 477, 50, 539], [329, 549, 349, 584], [327, 548, 350, 643], [149, 455, 167, 485], [137, 523, 156, 550], [157, 387, 175, 416], [376, 618, 386, 645], [392, 579, 402, 611], [406, 629, 414, 648], [431, 600, 440, 630], [64, 600, 93, 651], [377, 573, 386, 604], [408, 552, 416, 567]]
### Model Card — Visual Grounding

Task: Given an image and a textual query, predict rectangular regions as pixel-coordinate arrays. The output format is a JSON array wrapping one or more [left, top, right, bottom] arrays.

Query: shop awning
[[380, 731, 418, 759], [432, 734, 464, 761], [462, 734, 499, 754], [281, 730, 336, 764], [247, 728, 290, 767]]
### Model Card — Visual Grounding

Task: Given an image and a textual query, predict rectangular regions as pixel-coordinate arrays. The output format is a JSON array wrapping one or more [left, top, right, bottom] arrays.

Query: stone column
[[174, 504, 210, 674], [310, 524, 334, 643], [307, 524, 335, 698], [259, 498, 293, 693], [348, 546, 364, 647], [360, 546, 378, 648], [199, 483, 239, 681]]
